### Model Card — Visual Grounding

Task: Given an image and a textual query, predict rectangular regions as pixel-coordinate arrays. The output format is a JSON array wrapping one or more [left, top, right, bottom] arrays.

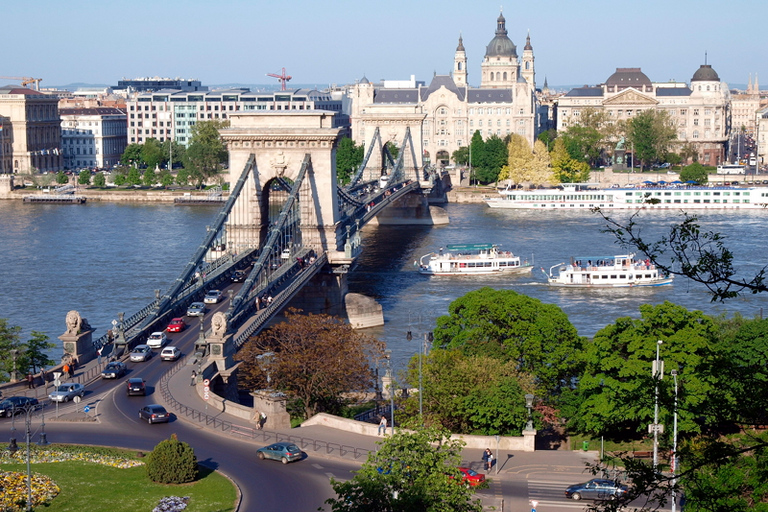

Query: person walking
[[378, 414, 388, 435], [190, 370, 197, 387], [62, 363, 70, 379], [483, 448, 494, 471], [26, 372, 34, 389]]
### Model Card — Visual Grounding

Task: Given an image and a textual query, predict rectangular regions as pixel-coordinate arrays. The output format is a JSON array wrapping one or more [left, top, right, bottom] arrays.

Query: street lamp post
[[8, 404, 46, 512], [652, 340, 664, 470], [10, 349, 18, 382], [671, 369, 679, 512], [385, 349, 395, 435], [524, 393, 535, 431]]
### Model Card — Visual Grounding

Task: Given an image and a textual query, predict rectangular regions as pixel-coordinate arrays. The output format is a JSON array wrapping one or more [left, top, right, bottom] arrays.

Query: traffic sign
[[73, 396, 82, 404], [84, 405, 91, 413], [203, 379, 210, 386]]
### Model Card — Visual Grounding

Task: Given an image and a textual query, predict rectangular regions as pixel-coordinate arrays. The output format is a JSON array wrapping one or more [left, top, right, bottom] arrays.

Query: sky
[[3, 0, 766, 91]]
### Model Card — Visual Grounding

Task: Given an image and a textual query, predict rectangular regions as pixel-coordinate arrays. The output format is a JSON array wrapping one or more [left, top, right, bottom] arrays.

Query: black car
[[231, 270, 247, 283], [139, 404, 170, 424], [101, 361, 127, 379], [0, 397, 40, 417], [126, 378, 146, 396], [565, 478, 628, 501]]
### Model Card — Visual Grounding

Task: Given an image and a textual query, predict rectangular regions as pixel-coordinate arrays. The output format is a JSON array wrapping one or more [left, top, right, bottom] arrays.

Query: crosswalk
[[527, 480, 590, 510]]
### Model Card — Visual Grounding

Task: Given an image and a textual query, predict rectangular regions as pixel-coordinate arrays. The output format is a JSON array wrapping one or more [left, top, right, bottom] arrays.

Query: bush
[[146, 434, 198, 484]]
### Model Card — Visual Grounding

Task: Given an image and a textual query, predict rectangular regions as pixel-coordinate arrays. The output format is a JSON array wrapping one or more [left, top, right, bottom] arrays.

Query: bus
[[716, 164, 745, 175]]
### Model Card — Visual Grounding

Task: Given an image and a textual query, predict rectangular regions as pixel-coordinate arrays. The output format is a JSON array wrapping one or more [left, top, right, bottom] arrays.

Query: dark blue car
[[565, 478, 628, 501]]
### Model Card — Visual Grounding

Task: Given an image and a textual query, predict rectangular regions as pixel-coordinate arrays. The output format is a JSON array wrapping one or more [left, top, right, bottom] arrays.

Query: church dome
[[605, 68, 651, 88], [691, 64, 720, 82], [485, 12, 517, 58]]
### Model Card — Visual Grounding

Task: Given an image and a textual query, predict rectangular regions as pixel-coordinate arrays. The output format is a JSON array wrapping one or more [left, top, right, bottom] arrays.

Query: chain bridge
[[74, 110, 448, 376]]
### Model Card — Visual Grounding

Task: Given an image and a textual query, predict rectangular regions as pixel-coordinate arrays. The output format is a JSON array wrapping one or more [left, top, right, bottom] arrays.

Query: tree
[[451, 146, 469, 166], [146, 434, 198, 484], [679, 142, 699, 164], [468, 131, 486, 170], [550, 138, 591, 183], [385, 141, 399, 162], [78, 170, 91, 186], [140, 138, 164, 171], [121, 143, 143, 167], [500, 135, 553, 187], [237, 309, 385, 419], [679, 162, 708, 185], [626, 110, 677, 170], [21, 331, 55, 374], [560, 125, 603, 167], [569, 301, 718, 439], [158, 168, 174, 187], [0, 319, 24, 382], [323, 428, 483, 512], [55, 171, 68, 184], [142, 167, 157, 187], [537, 129, 557, 151], [92, 172, 106, 188], [175, 167, 190, 186], [336, 137, 364, 185], [402, 349, 533, 435], [434, 288, 584, 398], [126, 167, 142, 186], [184, 120, 229, 189], [161, 139, 186, 170], [113, 171, 127, 187]]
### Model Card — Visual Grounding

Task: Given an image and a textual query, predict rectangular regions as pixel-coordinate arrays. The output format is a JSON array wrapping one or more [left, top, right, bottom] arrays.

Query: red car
[[457, 467, 486, 487], [166, 317, 186, 333]]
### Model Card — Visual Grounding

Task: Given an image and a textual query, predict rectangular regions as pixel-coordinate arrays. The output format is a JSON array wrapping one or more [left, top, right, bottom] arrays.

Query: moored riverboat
[[417, 243, 533, 276], [545, 254, 673, 287]]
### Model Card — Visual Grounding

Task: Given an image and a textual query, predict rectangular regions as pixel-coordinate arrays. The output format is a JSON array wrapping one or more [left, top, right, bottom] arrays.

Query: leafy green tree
[[238, 309, 384, 419], [175, 167, 190, 186], [323, 428, 482, 512], [626, 110, 677, 170], [158, 168, 174, 187], [0, 319, 24, 382], [451, 146, 469, 166], [679, 162, 708, 185], [121, 143, 143, 167], [126, 167, 142, 186], [55, 171, 68, 184], [550, 138, 590, 183], [560, 125, 603, 166], [20, 331, 55, 374], [569, 301, 717, 439], [184, 120, 229, 189], [77, 170, 91, 186], [537, 129, 558, 150], [113, 171, 127, 187], [385, 141, 400, 162], [140, 138, 164, 171], [146, 434, 198, 484], [161, 139, 186, 169], [92, 172, 106, 188], [336, 137, 364, 185], [403, 349, 533, 435], [667, 152, 682, 167], [679, 142, 699, 163], [468, 131, 486, 169], [434, 288, 583, 398], [142, 168, 157, 187]]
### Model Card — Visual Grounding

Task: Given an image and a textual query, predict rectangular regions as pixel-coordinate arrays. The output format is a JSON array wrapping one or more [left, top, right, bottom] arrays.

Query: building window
[[693, 130, 699, 139]]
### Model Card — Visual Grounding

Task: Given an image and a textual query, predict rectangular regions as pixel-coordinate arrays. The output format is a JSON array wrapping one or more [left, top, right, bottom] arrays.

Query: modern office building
[[59, 107, 127, 169], [126, 88, 347, 146], [115, 77, 208, 93], [348, 11, 539, 167], [0, 85, 62, 173], [556, 65, 731, 166]]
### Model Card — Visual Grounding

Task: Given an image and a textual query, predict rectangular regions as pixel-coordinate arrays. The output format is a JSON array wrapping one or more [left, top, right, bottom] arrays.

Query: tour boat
[[544, 254, 673, 288], [484, 183, 768, 210], [417, 243, 533, 276]]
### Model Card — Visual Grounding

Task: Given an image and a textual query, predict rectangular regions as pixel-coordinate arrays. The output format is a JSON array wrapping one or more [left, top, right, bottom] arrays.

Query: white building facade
[[59, 107, 127, 170]]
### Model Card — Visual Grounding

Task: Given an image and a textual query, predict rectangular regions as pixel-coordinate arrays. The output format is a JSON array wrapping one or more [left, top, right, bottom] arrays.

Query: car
[[48, 383, 85, 402], [186, 302, 205, 317], [126, 378, 146, 396], [130, 344, 153, 362], [231, 270, 247, 283], [256, 442, 303, 464], [100, 361, 127, 379], [166, 317, 186, 333], [203, 290, 223, 304], [147, 331, 167, 349], [0, 397, 40, 417], [160, 346, 181, 361], [565, 478, 629, 501], [456, 467, 486, 487], [139, 404, 170, 424]]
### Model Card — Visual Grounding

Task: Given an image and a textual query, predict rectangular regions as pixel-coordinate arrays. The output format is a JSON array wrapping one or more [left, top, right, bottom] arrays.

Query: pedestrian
[[26, 372, 34, 389], [190, 370, 197, 387], [40, 368, 47, 388], [70, 359, 77, 377], [255, 411, 262, 429], [63, 363, 70, 379], [483, 448, 493, 471], [97, 346, 103, 366], [259, 411, 267, 430], [378, 414, 388, 435]]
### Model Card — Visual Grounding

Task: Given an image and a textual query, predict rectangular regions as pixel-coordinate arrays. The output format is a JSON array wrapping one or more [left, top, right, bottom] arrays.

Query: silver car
[[186, 302, 205, 317], [48, 383, 85, 402], [130, 344, 153, 362]]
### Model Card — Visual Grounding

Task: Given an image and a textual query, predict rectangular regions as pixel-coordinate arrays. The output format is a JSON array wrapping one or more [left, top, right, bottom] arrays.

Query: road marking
[[312, 463, 324, 469]]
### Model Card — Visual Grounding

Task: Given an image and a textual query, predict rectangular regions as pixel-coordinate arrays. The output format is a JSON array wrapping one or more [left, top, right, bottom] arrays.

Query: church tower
[[480, 11, 519, 89], [453, 34, 468, 87], [521, 31, 535, 88]]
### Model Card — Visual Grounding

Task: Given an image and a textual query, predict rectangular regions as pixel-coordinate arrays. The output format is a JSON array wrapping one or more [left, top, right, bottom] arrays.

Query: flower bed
[[0, 470, 60, 511]]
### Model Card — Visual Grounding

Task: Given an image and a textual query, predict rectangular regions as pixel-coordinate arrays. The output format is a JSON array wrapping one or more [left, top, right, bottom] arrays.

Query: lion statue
[[211, 312, 227, 338], [65, 310, 82, 336]]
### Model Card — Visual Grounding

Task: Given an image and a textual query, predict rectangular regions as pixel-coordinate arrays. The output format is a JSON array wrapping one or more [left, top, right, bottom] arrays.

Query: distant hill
[[49, 82, 339, 92]]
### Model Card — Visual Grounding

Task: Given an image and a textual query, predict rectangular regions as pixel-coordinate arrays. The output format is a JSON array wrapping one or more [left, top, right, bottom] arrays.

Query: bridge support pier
[[370, 191, 449, 225]]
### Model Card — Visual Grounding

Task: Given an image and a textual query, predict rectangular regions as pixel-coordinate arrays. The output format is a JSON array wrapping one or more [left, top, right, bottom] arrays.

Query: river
[[1, 199, 766, 365]]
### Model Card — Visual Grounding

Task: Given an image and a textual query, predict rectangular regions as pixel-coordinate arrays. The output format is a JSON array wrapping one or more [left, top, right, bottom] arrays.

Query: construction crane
[[0, 76, 43, 91], [266, 68, 292, 91]]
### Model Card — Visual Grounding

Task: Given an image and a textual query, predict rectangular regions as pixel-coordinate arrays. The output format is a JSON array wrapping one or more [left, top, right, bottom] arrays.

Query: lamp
[[385, 349, 394, 435], [652, 340, 664, 470], [524, 393, 534, 431], [671, 369, 679, 512]]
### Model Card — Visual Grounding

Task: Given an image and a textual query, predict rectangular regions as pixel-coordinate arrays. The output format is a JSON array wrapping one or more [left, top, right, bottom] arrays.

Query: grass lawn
[[1, 449, 237, 512]]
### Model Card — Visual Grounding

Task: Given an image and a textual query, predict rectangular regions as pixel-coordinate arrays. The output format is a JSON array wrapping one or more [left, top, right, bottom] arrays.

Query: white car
[[160, 346, 181, 361], [147, 332, 167, 349], [204, 290, 223, 304]]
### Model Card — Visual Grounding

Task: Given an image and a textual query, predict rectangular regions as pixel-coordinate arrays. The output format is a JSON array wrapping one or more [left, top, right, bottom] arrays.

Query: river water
[[1, 200, 766, 365]]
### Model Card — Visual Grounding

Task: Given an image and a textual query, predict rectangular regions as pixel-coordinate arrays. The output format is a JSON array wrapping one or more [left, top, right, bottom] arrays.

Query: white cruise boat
[[484, 183, 768, 210], [545, 254, 673, 288], [417, 243, 533, 276]]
